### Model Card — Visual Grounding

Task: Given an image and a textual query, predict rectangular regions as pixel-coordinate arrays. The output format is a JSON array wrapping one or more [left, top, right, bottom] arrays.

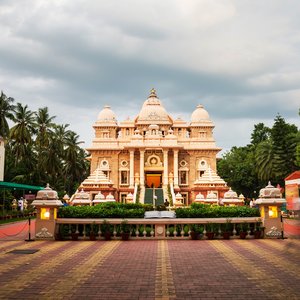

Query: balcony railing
[[55, 217, 262, 240]]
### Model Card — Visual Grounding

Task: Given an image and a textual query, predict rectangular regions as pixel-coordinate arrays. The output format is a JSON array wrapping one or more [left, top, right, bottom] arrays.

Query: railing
[[169, 183, 176, 205], [133, 182, 138, 203], [55, 217, 262, 240]]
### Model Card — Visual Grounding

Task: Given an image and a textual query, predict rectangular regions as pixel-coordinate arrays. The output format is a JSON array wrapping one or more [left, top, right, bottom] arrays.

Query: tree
[[250, 123, 271, 145], [217, 146, 262, 198], [63, 131, 89, 194], [9, 103, 35, 165], [35, 107, 56, 149], [271, 115, 298, 184], [0, 91, 15, 139], [255, 140, 275, 182]]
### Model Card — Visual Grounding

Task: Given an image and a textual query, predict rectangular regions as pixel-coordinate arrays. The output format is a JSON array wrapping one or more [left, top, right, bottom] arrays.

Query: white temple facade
[[74, 89, 228, 206]]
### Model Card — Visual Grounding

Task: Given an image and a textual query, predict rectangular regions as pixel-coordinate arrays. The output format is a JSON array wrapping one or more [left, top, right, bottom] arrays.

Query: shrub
[[175, 206, 260, 218]]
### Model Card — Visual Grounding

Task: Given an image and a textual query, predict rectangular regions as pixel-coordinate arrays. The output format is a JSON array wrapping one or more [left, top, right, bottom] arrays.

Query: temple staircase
[[144, 188, 164, 206]]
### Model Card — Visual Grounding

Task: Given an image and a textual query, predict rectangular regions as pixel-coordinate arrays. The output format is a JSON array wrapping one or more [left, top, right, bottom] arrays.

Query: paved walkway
[[0, 238, 299, 299], [0, 219, 35, 241]]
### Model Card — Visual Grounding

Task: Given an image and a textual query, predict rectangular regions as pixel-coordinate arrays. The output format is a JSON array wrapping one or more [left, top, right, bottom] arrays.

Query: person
[[18, 197, 24, 211], [164, 199, 170, 207]]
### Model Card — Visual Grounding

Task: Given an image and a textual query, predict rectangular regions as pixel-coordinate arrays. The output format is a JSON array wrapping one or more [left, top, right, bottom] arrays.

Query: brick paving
[[0, 239, 299, 299]]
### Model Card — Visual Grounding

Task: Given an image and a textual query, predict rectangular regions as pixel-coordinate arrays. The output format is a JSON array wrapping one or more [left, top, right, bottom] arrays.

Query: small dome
[[175, 192, 183, 199], [196, 192, 204, 200], [126, 192, 133, 199], [206, 192, 217, 199], [106, 192, 115, 201], [190, 105, 213, 126], [239, 194, 245, 200], [94, 191, 105, 200], [224, 188, 238, 199], [74, 189, 89, 200], [96, 105, 117, 125], [36, 184, 58, 200], [63, 194, 70, 201], [259, 181, 281, 198]]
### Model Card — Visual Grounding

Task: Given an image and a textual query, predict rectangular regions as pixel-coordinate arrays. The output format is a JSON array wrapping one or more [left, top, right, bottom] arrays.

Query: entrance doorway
[[145, 172, 162, 188]]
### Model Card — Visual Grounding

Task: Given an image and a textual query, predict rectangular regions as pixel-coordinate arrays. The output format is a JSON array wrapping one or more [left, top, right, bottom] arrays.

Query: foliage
[[58, 202, 149, 218], [120, 219, 131, 233], [217, 146, 262, 198], [0, 91, 15, 139], [2, 91, 89, 196], [218, 113, 299, 197], [175, 206, 260, 218], [100, 220, 111, 233]]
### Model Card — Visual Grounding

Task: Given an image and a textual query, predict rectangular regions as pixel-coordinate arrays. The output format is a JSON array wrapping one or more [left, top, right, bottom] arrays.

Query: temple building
[[71, 89, 229, 206]]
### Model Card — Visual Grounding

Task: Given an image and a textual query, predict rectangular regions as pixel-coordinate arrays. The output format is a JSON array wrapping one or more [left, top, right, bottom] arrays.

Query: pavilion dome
[[94, 191, 105, 200], [190, 105, 213, 126], [224, 188, 238, 199], [259, 181, 281, 198], [96, 105, 117, 125], [206, 192, 217, 199], [136, 89, 172, 125], [36, 184, 58, 200]]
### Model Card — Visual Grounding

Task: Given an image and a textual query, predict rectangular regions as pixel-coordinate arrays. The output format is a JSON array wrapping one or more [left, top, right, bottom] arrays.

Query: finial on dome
[[149, 88, 157, 98]]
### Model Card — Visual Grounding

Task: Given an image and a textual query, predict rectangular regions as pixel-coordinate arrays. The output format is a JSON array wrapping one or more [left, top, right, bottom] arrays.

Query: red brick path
[[0, 239, 299, 299]]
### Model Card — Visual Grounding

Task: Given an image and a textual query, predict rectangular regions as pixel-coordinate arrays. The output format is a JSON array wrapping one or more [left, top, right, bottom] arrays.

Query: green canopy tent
[[0, 181, 44, 191], [0, 181, 44, 214]]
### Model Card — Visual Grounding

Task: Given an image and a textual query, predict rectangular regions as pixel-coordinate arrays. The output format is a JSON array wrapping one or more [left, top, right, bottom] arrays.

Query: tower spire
[[149, 88, 157, 98]]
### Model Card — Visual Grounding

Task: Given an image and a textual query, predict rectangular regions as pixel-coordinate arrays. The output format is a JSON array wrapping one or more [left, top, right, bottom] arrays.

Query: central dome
[[136, 89, 172, 125]]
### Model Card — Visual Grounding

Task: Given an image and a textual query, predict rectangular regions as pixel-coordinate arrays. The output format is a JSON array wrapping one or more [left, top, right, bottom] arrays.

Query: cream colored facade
[[76, 89, 228, 205]]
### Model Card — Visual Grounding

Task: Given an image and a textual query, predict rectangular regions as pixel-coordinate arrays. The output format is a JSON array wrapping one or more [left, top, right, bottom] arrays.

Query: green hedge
[[175, 206, 260, 218], [58, 202, 152, 218], [58, 203, 260, 219]]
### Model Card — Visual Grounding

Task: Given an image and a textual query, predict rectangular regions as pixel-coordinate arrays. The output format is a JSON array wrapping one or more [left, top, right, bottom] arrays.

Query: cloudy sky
[[0, 0, 299, 155]]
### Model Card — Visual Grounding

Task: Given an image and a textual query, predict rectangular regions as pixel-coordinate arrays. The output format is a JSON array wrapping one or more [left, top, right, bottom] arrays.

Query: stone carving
[[265, 226, 281, 237], [36, 227, 53, 238]]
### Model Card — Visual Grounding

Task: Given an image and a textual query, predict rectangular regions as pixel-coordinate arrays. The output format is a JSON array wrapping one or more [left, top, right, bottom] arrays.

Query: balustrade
[[55, 217, 262, 240]]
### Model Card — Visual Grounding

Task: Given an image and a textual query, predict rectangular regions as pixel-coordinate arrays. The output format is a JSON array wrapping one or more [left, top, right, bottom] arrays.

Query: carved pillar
[[163, 150, 168, 185], [129, 150, 135, 188], [174, 150, 179, 188], [140, 150, 145, 186]]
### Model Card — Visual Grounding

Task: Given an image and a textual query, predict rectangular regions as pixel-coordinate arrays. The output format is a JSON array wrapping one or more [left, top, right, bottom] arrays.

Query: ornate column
[[173, 150, 179, 188], [163, 150, 169, 186], [129, 150, 135, 188], [140, 150, 145, 186]]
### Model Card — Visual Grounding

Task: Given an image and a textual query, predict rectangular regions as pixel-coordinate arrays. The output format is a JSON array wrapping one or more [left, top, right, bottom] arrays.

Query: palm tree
[[35, 107, 56, 149], [53, 124, 71, 156], [63, 131, 88, 194], [255, 140, 275, 182], [0, 91, 15, 139], [9, 103, 35, 165]]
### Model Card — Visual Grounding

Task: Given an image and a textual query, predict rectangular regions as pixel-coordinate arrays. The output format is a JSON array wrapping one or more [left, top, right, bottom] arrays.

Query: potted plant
[[101, 220, 111, 240], [55, 224, 67, 241], [71, 231, 79, 241], [120, 220, 131, 241], [239, 222, 248, 239], [190, 224, 199, 240], [89, 222, 97, 241], [205, 223, 215, 240], [222, 218, 232, 240], [254, 223, 264, 239]]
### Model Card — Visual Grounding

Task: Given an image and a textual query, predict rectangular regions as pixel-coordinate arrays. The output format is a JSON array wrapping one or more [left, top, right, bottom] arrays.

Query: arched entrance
[[145, 172, 162, 188]]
